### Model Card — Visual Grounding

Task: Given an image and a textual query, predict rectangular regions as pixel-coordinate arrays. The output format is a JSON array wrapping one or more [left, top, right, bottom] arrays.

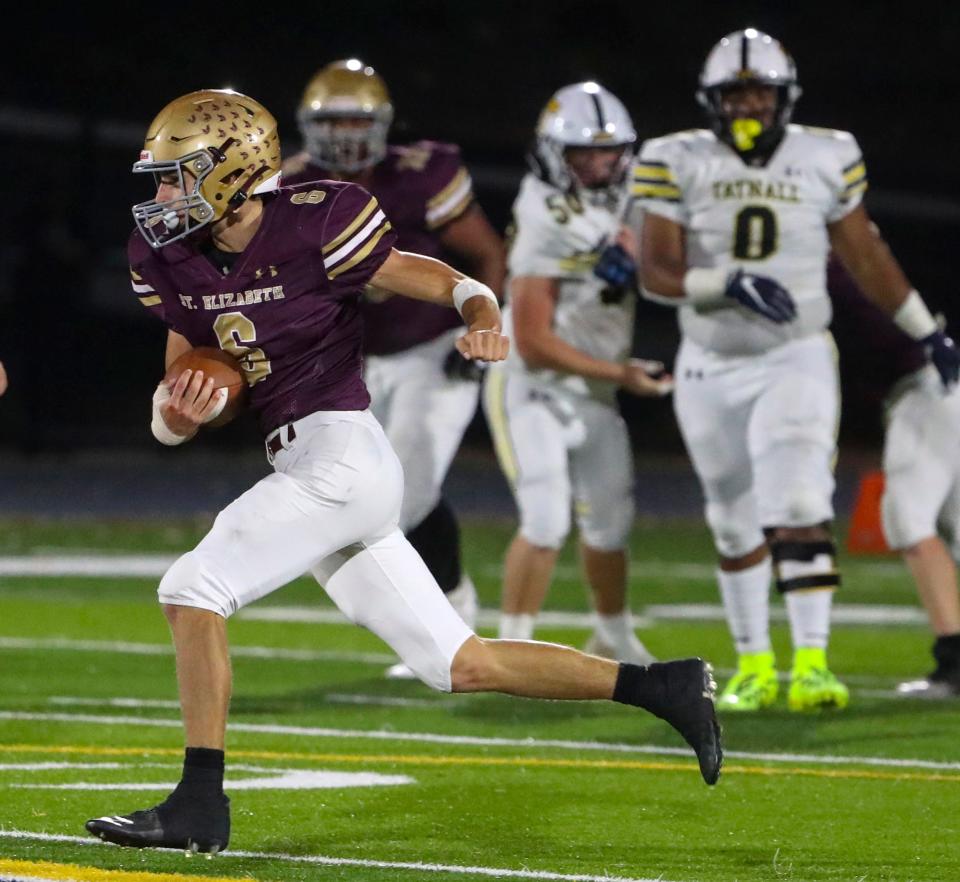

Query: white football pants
[[365, 327, 479, 531], [158, 409, 472, 691], [483, 366, 634, 551], [882, 365, 960, 554], [674, 332, 839, 557]]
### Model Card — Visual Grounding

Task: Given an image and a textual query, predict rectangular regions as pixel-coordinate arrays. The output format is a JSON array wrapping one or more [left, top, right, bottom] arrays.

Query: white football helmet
[[531, 82, 636, 202], [696, 28, 801, 152]]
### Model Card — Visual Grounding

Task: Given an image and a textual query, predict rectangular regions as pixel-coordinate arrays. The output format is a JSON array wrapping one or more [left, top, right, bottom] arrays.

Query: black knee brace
[[405, 498, 462, 593], [769, 538, 840, 595]]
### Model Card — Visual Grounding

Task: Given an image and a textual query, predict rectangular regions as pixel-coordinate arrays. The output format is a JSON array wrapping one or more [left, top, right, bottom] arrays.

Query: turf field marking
[[0, 858, 255, 882], [0, 832, 673, 882], [0, 745, 960, 790], [241, 602, 928, 627], [3, 715, 960, 776], [49, 693, 456, 710], [0, 637, 393, 664], [0, 553, 905, 583]]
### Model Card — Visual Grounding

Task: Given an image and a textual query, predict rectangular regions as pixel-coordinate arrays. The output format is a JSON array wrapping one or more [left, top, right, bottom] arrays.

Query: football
[[163, 347, 248, 428]]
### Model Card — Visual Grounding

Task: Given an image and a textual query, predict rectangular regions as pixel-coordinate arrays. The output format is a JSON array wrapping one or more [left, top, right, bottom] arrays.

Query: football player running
[[484, 82, 671, 662], [285, 60, 506, 679], [636, 29, 960, 712], [829, 263, 960, 699], [84, 88, 722, 855]]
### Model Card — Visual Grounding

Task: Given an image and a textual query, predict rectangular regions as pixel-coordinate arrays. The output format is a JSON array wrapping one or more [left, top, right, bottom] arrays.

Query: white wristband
[[682, 267, 729, 306], [452, 278, 498, 318], [150, 383, 191, 446], [892, 290, 937, 340]]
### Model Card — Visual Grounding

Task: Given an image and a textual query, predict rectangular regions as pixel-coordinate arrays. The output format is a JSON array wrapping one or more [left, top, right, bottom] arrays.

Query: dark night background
[[1, 1, 958, 465]]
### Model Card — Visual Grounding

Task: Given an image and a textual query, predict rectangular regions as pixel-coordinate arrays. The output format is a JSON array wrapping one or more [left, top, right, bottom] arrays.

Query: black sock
[[406, 499, 463, 593], [167, 747, 225, 804], [612, 663, 655, 709], [933, 634, 960, 668]]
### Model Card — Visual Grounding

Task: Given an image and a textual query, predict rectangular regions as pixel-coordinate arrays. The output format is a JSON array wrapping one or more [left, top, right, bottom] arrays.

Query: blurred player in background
[[285, 60, 506, 677], [0, 360, 7, 396], [830, 262, 960, 699], [637, 29, 960, 711], [85, 88, 722, 855], [484, 82, 671, 662]]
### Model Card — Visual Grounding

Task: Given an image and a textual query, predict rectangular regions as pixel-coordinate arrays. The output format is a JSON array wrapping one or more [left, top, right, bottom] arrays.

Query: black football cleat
[[86, 793, 230, 853], [644, 658, 724, 785]]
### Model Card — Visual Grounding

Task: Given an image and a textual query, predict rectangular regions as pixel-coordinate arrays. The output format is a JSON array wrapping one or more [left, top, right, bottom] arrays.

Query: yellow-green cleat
[[788, 648, 849, 711], [717, 650, 779, 712]]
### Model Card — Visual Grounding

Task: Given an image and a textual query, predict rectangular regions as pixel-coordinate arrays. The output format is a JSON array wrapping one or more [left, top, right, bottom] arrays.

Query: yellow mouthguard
[[731, 118, 764, 151]]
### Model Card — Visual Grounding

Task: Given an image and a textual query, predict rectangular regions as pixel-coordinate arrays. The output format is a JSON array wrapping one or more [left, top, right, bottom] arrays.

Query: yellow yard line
[[1, 742, 958, 785], [0, 859, 255, 882]]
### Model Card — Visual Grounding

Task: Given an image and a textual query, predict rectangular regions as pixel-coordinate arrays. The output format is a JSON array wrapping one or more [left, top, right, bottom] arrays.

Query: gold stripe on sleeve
[[138, 295, 162, 307], [327, 221, 393, 279], [321, 196, 378, 255], [425, 192, 474, 230], [843, 161, 866, 184], [633, 165, 675, 182], [426, 168, 470, 208], [632, 183, 681, 199]]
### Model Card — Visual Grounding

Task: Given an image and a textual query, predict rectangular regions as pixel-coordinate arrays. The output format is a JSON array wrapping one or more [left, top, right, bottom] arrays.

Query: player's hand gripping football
[[155, 369, 228, 439], [724, 268, 797, 323], [618, 358, 674, 397]]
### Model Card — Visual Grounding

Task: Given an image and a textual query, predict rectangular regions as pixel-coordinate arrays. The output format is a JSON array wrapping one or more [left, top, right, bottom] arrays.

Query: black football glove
[[921, 329, 960, 388], [593, 243, 637, 288], [724, 268, 796, 324], [443, 346, 485, 382]]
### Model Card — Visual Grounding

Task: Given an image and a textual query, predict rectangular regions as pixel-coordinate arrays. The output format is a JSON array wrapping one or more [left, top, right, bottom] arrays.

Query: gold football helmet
[[132, 89, 282, 248], [297, 59, 394, 173]]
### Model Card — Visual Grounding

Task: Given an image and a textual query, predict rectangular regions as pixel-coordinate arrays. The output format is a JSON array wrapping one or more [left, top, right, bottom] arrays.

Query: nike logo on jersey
[[711, 179, 801, 203]]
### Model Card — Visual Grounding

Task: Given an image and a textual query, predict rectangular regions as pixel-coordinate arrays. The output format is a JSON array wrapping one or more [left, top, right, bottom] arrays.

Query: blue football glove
[[724, 268, 796, 324], [593, 243, 637, 288], [921, 329, 960, 388]]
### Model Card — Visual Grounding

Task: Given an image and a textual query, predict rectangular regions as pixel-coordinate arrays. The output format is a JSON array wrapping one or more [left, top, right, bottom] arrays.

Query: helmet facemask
[[297, 112, 391, 173], [699, 80, 798, 158], [132, 149, 218, 248]]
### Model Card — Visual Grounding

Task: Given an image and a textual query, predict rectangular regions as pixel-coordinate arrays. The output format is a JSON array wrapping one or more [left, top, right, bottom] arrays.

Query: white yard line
[[0, 830, 675, 882], [49, 694, 456, 710], [1, 710, 957, 773], [238, 603, 928, 628], [0, 637, 393, 664]]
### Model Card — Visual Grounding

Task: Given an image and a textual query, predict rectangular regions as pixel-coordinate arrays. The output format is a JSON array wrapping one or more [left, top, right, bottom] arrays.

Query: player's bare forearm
[[460, 295, 502, 333], [439, 206, 507, 299], [512, 275, 621, 381], [370, 248, 465, 306], [639, 213, 687, 299], [164, 330, 193, 371], [828, 206, 912, 314]]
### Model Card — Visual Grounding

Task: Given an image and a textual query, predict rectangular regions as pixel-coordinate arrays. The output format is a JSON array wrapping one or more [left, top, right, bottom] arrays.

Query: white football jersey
[[504, 173, 634, 401], [636, 124, 867, 355]]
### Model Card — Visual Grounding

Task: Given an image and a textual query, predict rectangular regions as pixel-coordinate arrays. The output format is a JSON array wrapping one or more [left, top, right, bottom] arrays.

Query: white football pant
[[158, 409, 472, 691], [674, 333, 839, 557], [882, 365, 960, 554], [365, 327, 479, 531], [483, 366, 634, 551]]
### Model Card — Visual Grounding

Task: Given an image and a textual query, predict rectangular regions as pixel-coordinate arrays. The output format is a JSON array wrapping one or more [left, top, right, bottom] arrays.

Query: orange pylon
[[846, 470, 892, 555]]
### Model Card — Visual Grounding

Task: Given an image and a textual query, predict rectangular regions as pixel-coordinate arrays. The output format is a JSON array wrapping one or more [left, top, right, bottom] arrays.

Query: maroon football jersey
[[827, 259, 926, 396], [129, 181, 397, 436], [285, 141, 474, 355]]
